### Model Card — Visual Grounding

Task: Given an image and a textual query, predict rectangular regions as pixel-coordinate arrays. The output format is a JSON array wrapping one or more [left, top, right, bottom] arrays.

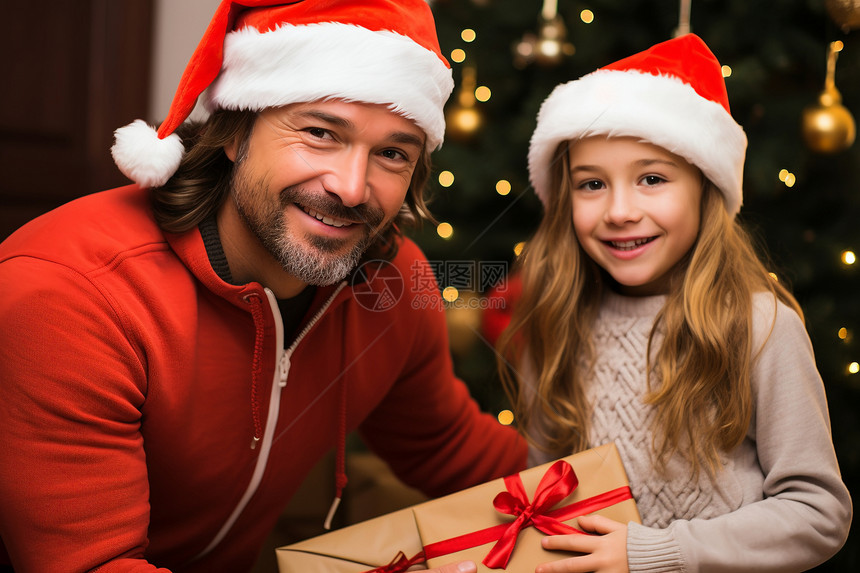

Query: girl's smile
[[601, 235, 658, 259], [569, 135, 703, 296]]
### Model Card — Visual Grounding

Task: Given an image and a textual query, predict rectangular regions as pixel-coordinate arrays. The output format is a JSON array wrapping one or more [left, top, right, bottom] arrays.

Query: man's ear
[[224, 137, 239, 162], [225, 115, 257, 162]]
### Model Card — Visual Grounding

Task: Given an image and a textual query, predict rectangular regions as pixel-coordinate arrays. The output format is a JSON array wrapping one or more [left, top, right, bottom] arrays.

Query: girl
[[498, 34, 852, 572]]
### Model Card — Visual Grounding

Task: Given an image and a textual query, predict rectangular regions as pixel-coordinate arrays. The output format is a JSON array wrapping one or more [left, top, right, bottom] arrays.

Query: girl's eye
[[579, 180, 604, 191], [642, 175, 665, 186]]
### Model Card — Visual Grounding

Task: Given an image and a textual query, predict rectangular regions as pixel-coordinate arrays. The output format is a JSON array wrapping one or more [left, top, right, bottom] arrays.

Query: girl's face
[[569, 136, 702, 296]]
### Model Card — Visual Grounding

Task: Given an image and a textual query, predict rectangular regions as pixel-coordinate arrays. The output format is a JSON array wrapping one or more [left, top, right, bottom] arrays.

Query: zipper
[[192, 281, 347, 562]]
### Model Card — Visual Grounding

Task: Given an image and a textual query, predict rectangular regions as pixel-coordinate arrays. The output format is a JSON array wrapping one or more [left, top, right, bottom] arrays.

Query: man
[[0, 1, 526, 571]]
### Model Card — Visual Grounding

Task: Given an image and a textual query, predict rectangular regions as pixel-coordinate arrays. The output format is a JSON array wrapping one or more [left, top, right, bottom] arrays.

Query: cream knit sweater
[[527, 291, 852, 572]]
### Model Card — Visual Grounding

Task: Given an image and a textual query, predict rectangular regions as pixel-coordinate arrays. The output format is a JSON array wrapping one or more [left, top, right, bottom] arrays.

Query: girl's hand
[[535, 515, 629, 573]]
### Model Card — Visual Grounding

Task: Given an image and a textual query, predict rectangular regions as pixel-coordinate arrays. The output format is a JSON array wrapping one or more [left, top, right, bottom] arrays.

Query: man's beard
[[231, 169, 387, 286]]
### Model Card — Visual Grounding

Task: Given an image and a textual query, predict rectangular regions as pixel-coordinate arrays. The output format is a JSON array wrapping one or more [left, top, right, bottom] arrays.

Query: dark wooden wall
[[0, 0, 153, 240]]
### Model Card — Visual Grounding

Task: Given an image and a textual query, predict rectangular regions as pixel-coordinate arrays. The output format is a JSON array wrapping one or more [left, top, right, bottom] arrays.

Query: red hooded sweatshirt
[[0, 185, 526, 572]]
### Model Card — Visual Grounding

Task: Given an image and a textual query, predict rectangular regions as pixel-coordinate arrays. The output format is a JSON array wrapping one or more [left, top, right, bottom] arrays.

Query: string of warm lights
[[433, 173, 516, 242], [776, 156, 856, 377], [809, 7, 857, 382], [778, 169, 797, 188], [432, 1, 860, 428]]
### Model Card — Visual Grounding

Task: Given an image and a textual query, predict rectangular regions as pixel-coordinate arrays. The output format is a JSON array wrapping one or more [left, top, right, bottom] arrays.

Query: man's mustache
[[279, 187, 385, 229]]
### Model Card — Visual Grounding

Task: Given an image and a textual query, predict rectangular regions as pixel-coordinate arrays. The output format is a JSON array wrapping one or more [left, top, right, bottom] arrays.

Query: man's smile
[[300, 206, 355, 229]]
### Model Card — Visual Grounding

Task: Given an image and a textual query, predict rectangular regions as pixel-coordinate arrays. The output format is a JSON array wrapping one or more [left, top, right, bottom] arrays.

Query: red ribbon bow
[[367, 460, 633, 572], [482, 460, 582, 568]]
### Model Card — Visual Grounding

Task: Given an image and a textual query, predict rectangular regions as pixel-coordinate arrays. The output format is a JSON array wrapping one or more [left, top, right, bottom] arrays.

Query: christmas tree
[[415, 1, 859, 569]]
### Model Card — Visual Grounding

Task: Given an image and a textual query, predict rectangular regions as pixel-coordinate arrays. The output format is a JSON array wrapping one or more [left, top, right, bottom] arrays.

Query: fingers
[[538, 518, 630, 573], [535, 556, 590, 573], [577, 514, 625, 535], [542, 532, 599, 554]]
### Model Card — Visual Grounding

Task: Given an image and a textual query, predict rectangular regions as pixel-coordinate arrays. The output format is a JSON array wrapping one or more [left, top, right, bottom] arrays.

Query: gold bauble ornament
[[445, 65, 483, 141], [445, 106, 483, 141], [802, 42, 856, 154], [512, 0, 574, 68], [534, 16, 575, 68], [513, 33, 538, 69], [825, 0, 860, 32], [803, 96, 856, 153]]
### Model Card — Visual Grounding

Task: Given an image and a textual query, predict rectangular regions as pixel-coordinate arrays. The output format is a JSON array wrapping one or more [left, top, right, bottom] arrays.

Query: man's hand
[[421, 560, 477, 572], [535, 515, 628, 573]]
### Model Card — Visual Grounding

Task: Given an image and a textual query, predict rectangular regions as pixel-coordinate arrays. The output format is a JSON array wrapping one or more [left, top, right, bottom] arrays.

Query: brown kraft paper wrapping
[[277, 442, 640, 572]]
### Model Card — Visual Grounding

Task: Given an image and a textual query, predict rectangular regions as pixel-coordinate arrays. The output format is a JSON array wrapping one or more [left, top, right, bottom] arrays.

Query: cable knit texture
[[588, 293, 736, 528], [528, 291, 851, 572]]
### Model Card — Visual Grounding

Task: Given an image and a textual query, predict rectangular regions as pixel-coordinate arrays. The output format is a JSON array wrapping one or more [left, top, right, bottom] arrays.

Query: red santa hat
[[112, 0, 454, 189], [528, 33, 747, 216]]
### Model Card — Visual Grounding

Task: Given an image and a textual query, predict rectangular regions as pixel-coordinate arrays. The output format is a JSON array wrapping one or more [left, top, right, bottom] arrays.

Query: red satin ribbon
[[364, 550, 426, 572], [422, 460, 633, 569], [363, 460, 633, 572], [483, 460, 582, 568]]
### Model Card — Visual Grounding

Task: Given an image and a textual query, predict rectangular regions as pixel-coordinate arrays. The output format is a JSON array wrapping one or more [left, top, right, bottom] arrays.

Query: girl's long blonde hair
[[498, 141, 803, 477]]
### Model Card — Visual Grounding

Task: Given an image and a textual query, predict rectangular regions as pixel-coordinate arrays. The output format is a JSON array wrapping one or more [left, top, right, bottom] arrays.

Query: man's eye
[[381, 149, 407, 161], [305, 127, 331, 139]]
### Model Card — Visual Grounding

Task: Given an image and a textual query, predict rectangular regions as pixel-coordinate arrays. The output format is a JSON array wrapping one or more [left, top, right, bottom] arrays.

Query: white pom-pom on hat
[[111, 120, 185, 189]]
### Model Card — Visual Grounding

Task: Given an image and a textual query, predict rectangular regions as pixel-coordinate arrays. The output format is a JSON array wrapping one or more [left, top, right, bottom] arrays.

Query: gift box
[[275, 507, 425, 572], [277, 442, 640, 572]]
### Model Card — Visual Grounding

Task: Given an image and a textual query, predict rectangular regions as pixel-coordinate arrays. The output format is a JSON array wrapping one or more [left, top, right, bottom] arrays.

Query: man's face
[[226, 100, 425, 287]]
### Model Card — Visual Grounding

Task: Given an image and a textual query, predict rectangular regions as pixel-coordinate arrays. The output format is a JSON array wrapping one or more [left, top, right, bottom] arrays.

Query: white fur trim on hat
[[111, 120, 185, 189], [203, 23, 454, 151], [528, 69, 747, 215]]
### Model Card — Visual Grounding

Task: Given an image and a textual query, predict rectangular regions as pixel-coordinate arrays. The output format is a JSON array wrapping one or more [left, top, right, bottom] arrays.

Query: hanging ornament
[[513, 0, 574, 68], [802, 41, 856, 154], [673, 0, 692, 37], [445, 65, 483, 141], [825, 0, 860, 33]]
